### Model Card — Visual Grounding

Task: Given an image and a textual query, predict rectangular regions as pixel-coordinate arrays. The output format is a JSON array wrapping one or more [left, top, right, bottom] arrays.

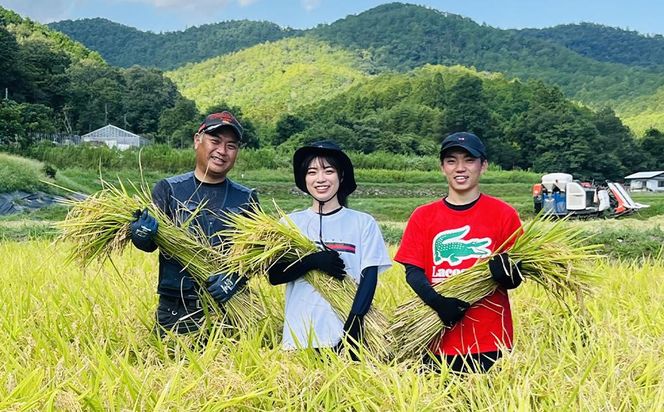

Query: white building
[[81, 125, 148, 150], [624, 171, 664, 192]]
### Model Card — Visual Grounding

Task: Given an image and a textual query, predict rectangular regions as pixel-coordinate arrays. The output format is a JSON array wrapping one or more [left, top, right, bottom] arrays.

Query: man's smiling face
[[194, 127, 239, 183]]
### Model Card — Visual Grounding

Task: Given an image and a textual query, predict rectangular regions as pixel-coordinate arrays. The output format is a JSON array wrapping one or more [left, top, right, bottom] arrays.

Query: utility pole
[[104, 103, 108, 125]]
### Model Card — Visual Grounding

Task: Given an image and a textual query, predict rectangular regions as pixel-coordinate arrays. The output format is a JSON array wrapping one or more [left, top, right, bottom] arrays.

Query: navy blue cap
[[440, 132, 487, 159]]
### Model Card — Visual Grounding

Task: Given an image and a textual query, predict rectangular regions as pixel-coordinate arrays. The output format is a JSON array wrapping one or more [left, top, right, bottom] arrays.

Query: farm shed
[[624, 171, 664, 192], [81, 125, 148, 150]]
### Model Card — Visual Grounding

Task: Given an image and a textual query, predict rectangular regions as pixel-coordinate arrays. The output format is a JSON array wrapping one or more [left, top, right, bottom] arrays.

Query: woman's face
[[305, 156, 340, 204]]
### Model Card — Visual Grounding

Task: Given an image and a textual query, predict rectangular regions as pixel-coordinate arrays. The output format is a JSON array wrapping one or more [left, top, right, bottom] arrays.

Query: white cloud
[[127, 0, 232, 10], [123, 0, 256, 12], [301, 0, 320, 12], [0, 0, 84, 23]]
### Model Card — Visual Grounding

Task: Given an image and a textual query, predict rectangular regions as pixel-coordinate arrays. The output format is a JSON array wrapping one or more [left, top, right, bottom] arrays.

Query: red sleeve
[[394, 207, 427, 268]]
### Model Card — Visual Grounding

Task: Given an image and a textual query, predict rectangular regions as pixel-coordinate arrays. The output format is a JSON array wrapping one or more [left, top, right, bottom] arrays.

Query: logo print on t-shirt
[[314, 241, 356, 254], [432, 225, 491, 266]]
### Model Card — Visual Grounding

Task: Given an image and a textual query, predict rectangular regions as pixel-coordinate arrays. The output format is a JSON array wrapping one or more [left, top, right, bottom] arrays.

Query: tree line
[[49, 18, 296, 70], [271, 66, 664, 181]]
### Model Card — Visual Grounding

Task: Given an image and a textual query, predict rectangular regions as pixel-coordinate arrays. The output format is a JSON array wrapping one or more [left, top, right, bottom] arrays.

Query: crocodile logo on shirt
[[432, 225, 491, 266]]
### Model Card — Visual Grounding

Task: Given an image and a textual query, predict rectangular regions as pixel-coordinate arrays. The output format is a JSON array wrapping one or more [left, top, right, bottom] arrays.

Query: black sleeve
[[267, 257, 309, 285], [349, 266, 378, 316], [151, 180, 171, 217], [404, 263, 443, 310], [240, 189, 260, 216], [249, 189, 259, 208]]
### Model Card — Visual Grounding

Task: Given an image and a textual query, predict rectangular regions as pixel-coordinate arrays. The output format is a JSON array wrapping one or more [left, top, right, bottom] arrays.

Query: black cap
[[440, 132, 487, 159], [197, 111, 243, 140], [292, 140, 357, 197]]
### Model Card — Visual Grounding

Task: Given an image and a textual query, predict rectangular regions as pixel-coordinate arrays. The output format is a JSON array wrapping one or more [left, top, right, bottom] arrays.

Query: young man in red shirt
[[394, 132, 523, 373]]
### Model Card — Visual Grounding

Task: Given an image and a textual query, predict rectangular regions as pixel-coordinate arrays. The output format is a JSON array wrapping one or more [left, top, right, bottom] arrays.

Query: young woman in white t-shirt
[[267, 141, 392, 355]]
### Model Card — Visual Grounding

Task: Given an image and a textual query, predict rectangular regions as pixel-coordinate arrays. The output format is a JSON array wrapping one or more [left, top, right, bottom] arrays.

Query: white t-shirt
[[282, 207, 392, 349]]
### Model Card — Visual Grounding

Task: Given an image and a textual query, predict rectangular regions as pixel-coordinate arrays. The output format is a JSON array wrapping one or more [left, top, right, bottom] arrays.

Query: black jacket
[[142, 171, 258, 297]]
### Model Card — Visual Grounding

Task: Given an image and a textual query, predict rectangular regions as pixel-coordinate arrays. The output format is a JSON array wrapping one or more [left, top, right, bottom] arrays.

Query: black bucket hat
[[293, 140, 357, 198]]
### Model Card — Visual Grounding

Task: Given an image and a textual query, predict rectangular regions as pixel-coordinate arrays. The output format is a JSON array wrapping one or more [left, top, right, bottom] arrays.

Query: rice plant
[[55, 177, 267, 332], [0, 239, 662, 410], [389, 215, 603, 362], [218, 202, 392, 359]]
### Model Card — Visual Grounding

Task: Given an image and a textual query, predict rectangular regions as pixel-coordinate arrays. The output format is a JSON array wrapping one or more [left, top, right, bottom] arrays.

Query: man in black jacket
[[130, 111, 258, 336]]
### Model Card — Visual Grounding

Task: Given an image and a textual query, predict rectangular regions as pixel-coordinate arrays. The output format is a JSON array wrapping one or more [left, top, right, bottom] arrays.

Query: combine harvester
[[532, 173, 649, 218]]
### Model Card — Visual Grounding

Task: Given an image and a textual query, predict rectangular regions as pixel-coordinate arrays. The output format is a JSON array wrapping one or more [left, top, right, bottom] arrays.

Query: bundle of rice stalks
[[56, 178, 266, 331], [219, 202, 392, 359], [389, 214, 602, 362]]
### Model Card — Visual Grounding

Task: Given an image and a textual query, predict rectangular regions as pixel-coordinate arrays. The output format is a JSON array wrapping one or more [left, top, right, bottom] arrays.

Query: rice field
[[1, 238, 662, 410]]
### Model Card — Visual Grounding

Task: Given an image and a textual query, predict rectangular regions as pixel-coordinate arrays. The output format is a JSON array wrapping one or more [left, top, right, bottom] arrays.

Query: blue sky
[[1, 0, 661, 36]]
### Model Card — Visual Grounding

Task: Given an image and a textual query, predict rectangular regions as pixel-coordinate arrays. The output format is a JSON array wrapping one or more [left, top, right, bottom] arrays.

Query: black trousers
[[154, 294, 205, 337], [423, 351, 502, 374]]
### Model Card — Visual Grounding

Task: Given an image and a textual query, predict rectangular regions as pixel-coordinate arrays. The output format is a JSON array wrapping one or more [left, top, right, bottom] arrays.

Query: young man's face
[[440, 148, 487, 196], [194, 127, 240, 183]]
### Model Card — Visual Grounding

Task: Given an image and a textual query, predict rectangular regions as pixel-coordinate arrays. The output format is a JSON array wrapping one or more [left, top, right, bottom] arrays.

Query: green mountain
[[309, 3, 664, 107], [47, 3, 664, 126], [49, 18, 297, 69], [3, 4, 661, 179], [166, 36, 372, 125], [518, 23, 664, 69], [162, 2, 664, 133], [306, 2, 664, 132]]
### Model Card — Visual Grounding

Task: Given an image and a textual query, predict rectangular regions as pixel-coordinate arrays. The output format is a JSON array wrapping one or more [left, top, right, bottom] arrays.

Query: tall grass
[[0, 241, 662, 409], [0, 152, 54, 193]]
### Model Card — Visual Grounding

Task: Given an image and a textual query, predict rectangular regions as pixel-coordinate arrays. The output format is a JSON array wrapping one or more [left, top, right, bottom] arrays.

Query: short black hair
[[297, 153, 348, 207]]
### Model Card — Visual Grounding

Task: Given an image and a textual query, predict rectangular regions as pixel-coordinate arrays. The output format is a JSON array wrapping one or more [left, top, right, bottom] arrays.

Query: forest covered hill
[[517, 23, 664, 69], [2, 3, 664, 179], [49, 3, 664, 133], [49, 18, 297, 69]]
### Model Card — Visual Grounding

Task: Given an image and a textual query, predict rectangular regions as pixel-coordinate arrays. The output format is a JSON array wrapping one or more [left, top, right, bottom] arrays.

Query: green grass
[[629, 193, 664, 220], [0, 152, 55, 193], [0, 241, 662, 409], [55, 167, 166, 195], [0, 221, 58, 241]]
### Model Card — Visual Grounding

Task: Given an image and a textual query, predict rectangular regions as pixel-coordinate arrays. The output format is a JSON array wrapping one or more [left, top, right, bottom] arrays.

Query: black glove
[[301, 250, 346, 280], [342, 314, 364, 360], [489, 252, 523, 290], [206, 273, 248, 305], [130, 208, 158, 251], [431, 295, 470, 328], [268, 250, 346, 285]]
